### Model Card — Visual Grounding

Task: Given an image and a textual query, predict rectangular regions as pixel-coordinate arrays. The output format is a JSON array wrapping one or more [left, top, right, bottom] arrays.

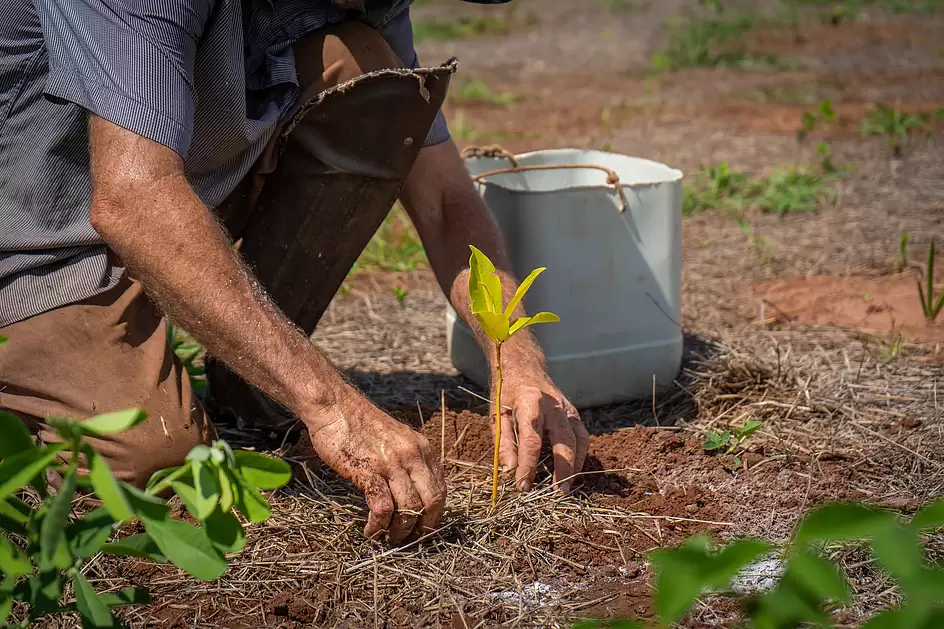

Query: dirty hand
[[493, 370, 589, 494], [305, 392, 446, 543]]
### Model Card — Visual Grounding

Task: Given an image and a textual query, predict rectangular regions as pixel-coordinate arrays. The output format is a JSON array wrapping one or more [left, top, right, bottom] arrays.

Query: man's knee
[[295, 19, 405, 93]]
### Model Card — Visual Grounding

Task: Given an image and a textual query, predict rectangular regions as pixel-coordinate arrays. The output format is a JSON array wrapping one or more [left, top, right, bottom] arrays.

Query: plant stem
[[491, 343, 503, 507], [147, 466, 190, 496]]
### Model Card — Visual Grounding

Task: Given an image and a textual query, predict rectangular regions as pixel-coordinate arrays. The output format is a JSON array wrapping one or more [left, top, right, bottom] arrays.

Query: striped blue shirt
[[0, 0, 449, 326]]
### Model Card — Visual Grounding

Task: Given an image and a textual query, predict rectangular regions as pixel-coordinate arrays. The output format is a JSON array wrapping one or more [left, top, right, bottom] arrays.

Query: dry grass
[[34, 329, 928, 628]]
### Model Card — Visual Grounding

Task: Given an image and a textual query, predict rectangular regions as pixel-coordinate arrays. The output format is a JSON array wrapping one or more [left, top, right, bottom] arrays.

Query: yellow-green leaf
[[473, 311, 510, 344], [504, 267, 546, 318], [468, 246, 502, 313], [508, 311, 560, 337]]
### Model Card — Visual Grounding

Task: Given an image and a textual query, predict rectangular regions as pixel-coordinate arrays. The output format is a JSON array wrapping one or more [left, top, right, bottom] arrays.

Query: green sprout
[[796, 98, 836, 142], [860, 102, 930, 157], [899, 232, 911, 271], [702, 420, 764, 466], [467, 246, 559, 506], [917, 237, 944, 321], [392, 286, 408, 306]]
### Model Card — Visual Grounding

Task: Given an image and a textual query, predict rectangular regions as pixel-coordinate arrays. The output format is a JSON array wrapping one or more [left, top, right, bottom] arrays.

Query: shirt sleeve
[[34, 0, 214, 158], [378, 7, 451, 148]]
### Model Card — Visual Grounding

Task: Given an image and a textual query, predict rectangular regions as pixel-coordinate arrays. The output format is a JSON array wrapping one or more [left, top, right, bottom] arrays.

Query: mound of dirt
[[422, 410, 856, 546]]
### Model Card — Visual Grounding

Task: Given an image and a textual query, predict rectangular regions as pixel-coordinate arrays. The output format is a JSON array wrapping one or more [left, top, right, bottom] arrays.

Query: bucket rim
[[466, 147, 684, 193]]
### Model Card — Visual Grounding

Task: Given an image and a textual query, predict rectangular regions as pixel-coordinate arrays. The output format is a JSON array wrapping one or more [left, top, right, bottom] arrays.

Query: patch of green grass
[[450, 80, 523, 106], [651, 6, 799, 72], [860, 102, 943, 156], [683, 159, 840, 216], [449, 113, 541, 143], [412, 16, 510, 43], [350, 205, 426, 274]]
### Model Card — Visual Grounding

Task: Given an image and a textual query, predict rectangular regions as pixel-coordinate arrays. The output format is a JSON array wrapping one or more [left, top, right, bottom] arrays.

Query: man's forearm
[[88, 116, 349, 421], [400, 141, 548, 377]]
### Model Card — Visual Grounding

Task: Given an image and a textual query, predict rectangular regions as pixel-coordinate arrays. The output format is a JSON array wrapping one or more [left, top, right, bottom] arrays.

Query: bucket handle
[[461, 146, 629, 212]]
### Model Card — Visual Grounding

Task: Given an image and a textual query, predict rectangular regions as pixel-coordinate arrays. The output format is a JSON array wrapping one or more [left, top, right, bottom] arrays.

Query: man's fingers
[[513, 394, 544, 492], [410, 452, 448, 536], [384, 470, 424, 544], [568, 406, 589, 479], [362, 477, 395, 540], [547, 410, 577, 494], [497, 406, 518, 471]]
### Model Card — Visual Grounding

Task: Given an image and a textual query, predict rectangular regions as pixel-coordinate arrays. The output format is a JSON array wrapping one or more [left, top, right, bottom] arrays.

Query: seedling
[[702, 419, 764, 465], [392, 286, 408, 306], [882, 332, 904, 362], [0, 409, 291, 626], [733, 213, 776, 264], [899, 232, 910, 271], [860, 102, 930, 157], [796, 99, 836, 142], [467, 246, 559, 506], [917, 237, 944, 321]]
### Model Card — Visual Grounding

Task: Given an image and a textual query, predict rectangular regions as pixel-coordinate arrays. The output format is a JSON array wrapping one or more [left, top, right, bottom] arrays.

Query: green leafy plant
[[0, 408, 290, 627], [860, 102, 930, 157], [759, 165, 839, 215], [467, 246, 559, 506], [392, 286, 408, 306], [573, 497, 944, 628], [702, 420, 764, 465], [898, 232, 910, 271], [684, 161, 840, 217], [167, 324, 206, 396], [451, 80, 522, 107], [651, 5, 797, 72], [916, 237, 944, 321], [797, 99, 837, 142]]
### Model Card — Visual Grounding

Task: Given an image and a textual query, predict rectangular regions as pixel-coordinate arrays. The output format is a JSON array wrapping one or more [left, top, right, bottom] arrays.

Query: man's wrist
[[494, 331, 549, 382], [282, 345, 356, 428]]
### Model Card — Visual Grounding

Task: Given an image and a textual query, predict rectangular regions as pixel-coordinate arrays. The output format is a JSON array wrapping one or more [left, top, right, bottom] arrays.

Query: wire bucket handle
[[461, 145, 629, 212]]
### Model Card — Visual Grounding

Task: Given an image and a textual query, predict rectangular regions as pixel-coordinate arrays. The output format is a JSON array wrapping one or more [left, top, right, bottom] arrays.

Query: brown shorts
[[0, 20, 452, 487]]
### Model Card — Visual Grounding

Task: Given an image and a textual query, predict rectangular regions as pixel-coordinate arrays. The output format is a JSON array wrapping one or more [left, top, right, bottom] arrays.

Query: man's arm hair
[[88, 115, 349, 420]]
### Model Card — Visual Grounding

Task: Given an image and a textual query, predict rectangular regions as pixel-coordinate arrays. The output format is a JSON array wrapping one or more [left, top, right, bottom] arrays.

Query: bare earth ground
[[64, 1, 944, 627]]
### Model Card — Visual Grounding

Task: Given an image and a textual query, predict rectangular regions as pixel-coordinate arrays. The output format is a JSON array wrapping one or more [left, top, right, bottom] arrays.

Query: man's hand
[[306, 394, 446, 543], [495, 369, 589, 494], [399, 140, 590, 494]]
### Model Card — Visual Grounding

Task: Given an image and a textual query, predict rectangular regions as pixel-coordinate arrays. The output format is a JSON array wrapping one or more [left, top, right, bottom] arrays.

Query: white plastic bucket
[[446, 148, 684, 409]]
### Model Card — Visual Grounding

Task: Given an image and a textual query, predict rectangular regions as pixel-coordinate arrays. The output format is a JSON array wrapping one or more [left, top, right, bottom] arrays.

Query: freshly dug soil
[[415, 410, 859, 621]]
